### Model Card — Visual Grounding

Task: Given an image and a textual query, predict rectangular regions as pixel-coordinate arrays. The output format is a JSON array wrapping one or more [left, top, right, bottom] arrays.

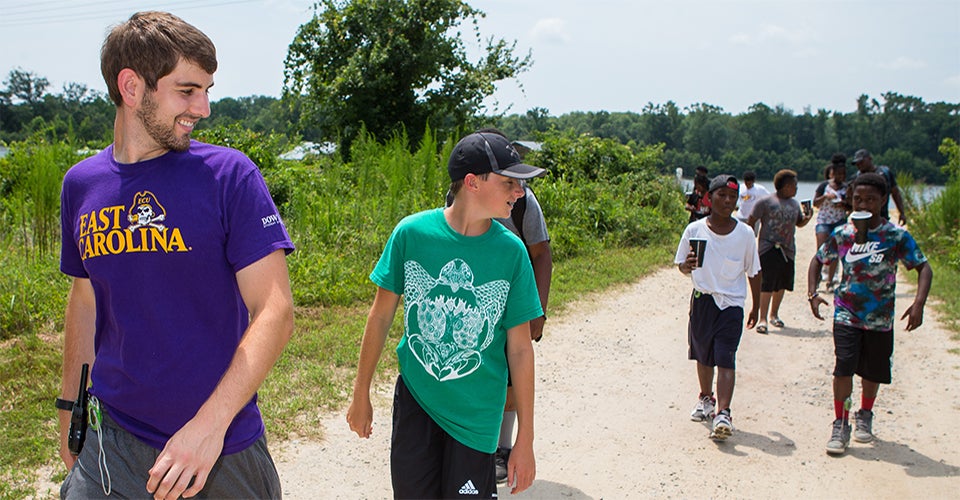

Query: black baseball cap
[[852, 149, 870, 164], [708, 174, 739, 193], [448, 132, 546, 182]]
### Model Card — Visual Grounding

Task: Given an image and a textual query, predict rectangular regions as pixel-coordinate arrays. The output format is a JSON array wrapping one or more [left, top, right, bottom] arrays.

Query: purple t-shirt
[[59, 141, 294, 453]]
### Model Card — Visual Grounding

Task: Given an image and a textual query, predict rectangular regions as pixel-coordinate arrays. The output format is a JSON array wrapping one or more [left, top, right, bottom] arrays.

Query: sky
[[1, 0, 958, 116]]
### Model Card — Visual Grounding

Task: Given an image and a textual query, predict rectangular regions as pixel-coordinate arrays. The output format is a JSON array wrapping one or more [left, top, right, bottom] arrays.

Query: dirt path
[[276, 221, 960, 499]]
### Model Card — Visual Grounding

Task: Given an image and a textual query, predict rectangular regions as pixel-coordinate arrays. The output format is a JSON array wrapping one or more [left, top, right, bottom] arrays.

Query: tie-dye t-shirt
[[815, 220, 926, 331]]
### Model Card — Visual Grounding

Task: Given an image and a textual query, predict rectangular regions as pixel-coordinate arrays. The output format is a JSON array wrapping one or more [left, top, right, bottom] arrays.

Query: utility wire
[[0, 0, 264, 27]]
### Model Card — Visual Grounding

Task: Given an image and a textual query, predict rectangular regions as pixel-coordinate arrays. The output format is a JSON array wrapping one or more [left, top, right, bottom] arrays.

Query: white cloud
[[793, 47, 819, 59], [945, 74, 960, 87], [877, 56, 927, 71], [729, 32, 751, 45], [728, 23, 813, 48], [530, 18, 569, 45]]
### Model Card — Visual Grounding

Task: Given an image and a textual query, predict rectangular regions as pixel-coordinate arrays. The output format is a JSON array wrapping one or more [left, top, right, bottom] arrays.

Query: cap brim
[[496, 163, 547, 179]]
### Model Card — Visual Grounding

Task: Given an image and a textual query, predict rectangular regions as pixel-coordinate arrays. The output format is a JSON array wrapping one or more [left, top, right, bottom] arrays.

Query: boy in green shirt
[[347, 132, 545, 498]]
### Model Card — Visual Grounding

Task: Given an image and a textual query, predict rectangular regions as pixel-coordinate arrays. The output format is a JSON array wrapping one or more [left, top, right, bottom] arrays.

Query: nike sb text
[[845, 242, 887, 264]]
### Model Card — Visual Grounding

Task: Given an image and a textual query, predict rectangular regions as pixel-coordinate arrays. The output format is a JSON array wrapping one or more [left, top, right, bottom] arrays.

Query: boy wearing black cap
[[675, 175, 762, 441], [850, 149, 907, 226], [347, 132, 545, 497]]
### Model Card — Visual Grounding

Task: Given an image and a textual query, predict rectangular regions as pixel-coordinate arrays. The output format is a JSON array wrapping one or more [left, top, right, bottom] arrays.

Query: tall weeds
[[905, 139, 960, 270], [274, 129, 686, 307], [0, 135, 79, 340]]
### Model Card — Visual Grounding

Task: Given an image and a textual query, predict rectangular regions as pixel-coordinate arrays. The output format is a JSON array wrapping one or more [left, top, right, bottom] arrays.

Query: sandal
[[771, 318, 785, 328], [756, 324, 768, 334]]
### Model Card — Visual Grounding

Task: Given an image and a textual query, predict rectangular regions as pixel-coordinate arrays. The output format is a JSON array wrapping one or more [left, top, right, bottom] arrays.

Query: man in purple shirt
[[57, 11, 294, 499]]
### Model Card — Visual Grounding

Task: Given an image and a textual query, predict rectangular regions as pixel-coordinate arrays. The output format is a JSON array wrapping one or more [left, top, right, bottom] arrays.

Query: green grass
[[911, 255, 960, 345], [0, 330, 64, 499]]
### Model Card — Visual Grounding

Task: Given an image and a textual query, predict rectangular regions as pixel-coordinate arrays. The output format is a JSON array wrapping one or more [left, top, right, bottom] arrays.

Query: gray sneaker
[[854, 409, 874, 443], [826, 418, 851, 455], [495, 447, 510, 483], [690, 394, 716, 422]]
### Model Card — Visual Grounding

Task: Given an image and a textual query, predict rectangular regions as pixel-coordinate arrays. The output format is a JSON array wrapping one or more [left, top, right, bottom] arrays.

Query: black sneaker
[[495, 447, 510, 483]]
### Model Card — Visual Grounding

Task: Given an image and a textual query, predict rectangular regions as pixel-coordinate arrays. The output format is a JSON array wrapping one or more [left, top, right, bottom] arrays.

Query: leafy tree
[[194, 123, 293, 172], [638, 101, 683, 150], [682, 103, 729, 160], [283, 0, 531, 151], [2, 68, 49, 105]]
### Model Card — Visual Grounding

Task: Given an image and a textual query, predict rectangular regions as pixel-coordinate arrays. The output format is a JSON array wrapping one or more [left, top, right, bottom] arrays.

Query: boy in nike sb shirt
[[807, 172, 932, 456]]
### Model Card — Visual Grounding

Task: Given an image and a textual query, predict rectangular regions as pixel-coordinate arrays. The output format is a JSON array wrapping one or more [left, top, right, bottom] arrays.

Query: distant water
[[678, 177, 945, 205]]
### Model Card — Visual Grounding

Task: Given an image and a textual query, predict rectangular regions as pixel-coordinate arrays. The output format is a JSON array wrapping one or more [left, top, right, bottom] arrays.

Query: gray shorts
[[61, 409, 281, 499]]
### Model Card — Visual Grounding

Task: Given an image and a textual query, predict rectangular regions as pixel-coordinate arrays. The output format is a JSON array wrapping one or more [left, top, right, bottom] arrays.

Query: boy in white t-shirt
[[737, 170, 769, 234], [675, 174, 762, 441]]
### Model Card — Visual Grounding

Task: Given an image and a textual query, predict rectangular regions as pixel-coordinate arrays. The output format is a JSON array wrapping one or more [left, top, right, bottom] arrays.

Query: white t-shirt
[[674, 218, 761, 310], [737, 183, 770, 221]]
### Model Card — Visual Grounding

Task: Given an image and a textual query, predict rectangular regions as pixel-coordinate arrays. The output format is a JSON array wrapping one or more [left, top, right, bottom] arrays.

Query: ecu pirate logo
[[127, 191, 167, 231]]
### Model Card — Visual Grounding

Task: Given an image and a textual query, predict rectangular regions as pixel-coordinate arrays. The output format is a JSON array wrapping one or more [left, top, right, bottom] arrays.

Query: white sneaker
[[710, 409, 733, 441], [690, 394, 716, 422]]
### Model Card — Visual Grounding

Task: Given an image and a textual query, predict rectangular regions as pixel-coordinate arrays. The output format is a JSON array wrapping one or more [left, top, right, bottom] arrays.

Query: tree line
[[3, 66, 954, 184], [496, 95, 959, 183]]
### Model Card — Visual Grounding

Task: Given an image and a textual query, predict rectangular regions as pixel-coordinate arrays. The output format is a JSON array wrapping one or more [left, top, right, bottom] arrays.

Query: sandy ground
[[274, 220, 960, 499]]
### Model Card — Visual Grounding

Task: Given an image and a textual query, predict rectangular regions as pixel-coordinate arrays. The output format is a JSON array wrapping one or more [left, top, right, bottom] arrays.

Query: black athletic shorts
[[390, 375, 497, 499], [688, 290, 744, 369], [759, 247, 795, 292], [833, 323, 893, 384]]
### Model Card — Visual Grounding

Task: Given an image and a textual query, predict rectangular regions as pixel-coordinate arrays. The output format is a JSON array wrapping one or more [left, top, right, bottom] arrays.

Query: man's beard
[[137, 91, 192, 152]]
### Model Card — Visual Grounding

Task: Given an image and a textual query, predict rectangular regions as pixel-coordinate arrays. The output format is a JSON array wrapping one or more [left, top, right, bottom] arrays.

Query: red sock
[[861, 396, 876, 411], [834, 400, 847, 420]]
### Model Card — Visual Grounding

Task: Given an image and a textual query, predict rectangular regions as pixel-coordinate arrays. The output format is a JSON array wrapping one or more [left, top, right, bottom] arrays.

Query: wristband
[[807, 292, 819, 301], [55, 398, 74, 411]]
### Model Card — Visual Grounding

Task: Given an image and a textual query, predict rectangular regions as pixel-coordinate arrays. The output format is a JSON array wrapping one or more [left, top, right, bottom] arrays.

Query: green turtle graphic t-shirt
[[371, 208, 542, 453]]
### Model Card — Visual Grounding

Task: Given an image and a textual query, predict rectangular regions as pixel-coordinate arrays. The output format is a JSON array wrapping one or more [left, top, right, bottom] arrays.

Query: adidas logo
[[458, 479, 479, 495]]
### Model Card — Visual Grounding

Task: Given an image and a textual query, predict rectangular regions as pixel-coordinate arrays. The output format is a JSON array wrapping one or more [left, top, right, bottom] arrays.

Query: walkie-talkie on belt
[[67, 363, 89, 455]]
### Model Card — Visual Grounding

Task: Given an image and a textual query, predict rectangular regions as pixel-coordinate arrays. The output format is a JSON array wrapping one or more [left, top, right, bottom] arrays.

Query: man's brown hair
[[774, 169, 798, 192], [100, 11, 217, 106]]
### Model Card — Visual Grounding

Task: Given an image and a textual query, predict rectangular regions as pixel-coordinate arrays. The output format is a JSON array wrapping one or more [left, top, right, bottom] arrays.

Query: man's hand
[[809, 295, 829, 320], [146, 418, 227, 499], [529, 316, 546, 342], [898, 213, 908, 227], [678, 251, 697, 274], [901, 303, 924, 331], [746, 308, 759, 329]]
